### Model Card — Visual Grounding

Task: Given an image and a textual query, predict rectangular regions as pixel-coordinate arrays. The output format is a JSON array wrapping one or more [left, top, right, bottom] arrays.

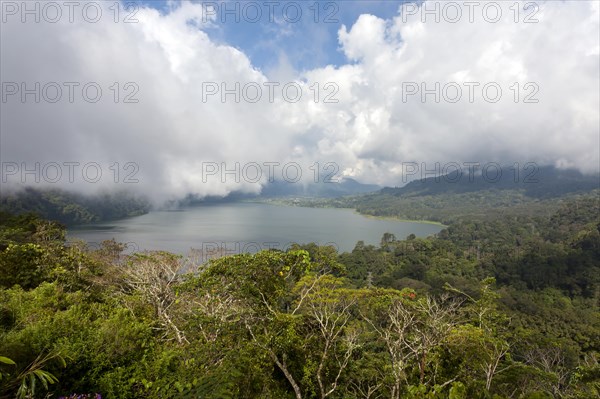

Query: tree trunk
[[270, 352, 302, 399]]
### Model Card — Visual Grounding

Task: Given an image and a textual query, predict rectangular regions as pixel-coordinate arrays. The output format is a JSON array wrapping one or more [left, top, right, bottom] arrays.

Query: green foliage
[[0, 243, 46, 289], [0, 190, 598, 398], [0, 187, 150, 225]]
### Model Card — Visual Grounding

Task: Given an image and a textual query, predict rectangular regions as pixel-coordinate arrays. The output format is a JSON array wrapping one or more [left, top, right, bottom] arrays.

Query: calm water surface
[[68, 203, 444, 255]]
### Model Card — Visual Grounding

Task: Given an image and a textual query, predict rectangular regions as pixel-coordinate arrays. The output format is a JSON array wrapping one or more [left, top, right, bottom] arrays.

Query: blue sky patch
[[139, 0, 407, 73]]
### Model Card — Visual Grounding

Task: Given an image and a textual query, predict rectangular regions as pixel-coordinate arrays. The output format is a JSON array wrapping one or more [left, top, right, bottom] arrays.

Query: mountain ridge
[[380, 165, 599, 198]]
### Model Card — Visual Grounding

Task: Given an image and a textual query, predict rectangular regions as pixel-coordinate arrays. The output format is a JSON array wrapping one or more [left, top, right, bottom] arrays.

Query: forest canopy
[[0, 190, 598, 398]]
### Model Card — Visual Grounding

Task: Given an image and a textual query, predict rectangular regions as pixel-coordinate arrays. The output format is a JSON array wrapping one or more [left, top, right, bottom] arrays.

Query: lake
[[68, 202, 444, 256]]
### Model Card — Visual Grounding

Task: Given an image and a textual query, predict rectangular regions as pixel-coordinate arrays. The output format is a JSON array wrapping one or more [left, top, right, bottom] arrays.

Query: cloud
[[1, 0, 598, 201], [322, 0, 600, 182]]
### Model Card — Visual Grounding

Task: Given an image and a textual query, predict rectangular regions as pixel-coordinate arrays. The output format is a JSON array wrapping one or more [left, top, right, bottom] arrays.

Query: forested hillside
[[0, 188, 150, 225], [282, 166, 599, 225], [1, 190, 598, 398], [380, 166, 598, 199]]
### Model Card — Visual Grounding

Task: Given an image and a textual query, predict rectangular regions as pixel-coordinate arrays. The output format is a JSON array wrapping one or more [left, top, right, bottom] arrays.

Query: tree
[[120, 251, 188, 344], [445, 279, 514, 393], [296, 275, 360, 399]]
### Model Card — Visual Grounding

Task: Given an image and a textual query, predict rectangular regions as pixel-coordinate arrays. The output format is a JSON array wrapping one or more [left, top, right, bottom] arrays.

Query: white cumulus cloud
[[1, 0, 598, 200]]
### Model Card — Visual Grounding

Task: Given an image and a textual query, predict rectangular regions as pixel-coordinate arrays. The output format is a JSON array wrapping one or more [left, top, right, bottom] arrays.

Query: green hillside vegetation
[[379, 166, 598, 198], [276, 166, 599, 225], [0, 190, 598, 398], [0, 187, 150, 225]]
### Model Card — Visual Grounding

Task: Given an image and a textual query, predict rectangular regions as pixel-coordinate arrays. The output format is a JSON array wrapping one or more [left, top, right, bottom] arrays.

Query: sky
[[1, 0, 599, 202], [141, 0, 404, 71]]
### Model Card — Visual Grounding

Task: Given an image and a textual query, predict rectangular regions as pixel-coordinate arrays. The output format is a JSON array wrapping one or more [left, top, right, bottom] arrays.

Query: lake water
[[68, 202, 443, 255]]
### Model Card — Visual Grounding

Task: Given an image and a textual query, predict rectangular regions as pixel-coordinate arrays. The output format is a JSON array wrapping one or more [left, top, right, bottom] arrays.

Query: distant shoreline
[[354, 211, 447, 227], [251, 197, 448, 228]]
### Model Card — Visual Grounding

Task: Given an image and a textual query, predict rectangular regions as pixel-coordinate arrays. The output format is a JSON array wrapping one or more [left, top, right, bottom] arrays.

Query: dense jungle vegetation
[[0, 186, 598, 398]]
